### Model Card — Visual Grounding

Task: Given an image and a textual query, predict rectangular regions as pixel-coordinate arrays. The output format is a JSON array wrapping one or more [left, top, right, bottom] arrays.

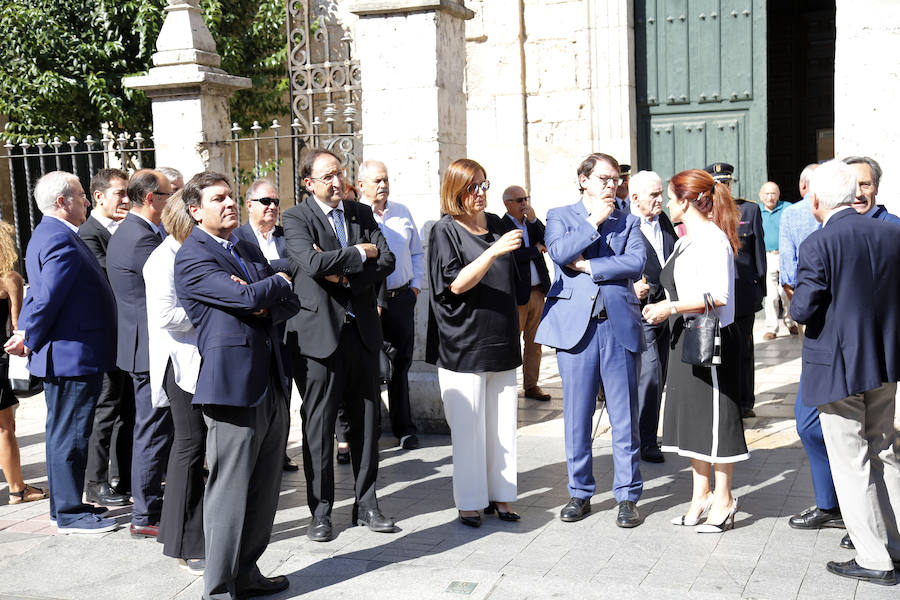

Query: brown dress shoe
[[524, 387, 551, 401], [788, 324, 800, 335]]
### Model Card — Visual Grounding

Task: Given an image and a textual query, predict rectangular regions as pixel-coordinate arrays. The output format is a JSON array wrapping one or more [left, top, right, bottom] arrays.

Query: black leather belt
[[386, 282, 410, 299], [592, 309, 608, 321]]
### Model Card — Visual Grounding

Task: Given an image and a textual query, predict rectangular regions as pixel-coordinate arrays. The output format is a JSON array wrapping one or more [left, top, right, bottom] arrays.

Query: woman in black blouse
[[426, 158, 524, 528]]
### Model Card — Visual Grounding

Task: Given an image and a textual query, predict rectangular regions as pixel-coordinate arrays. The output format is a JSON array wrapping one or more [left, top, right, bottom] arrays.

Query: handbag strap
[[702, 292, 720, 318]]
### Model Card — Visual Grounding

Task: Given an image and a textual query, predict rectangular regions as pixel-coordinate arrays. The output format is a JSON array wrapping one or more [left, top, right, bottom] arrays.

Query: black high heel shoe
[[484, 501, 521, 522], [458, 511, 481, 528]]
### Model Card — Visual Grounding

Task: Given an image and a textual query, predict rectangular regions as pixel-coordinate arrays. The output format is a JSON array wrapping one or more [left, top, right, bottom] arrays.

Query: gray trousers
[[818, 382, 900, 571], [202, 380, 288, 600]]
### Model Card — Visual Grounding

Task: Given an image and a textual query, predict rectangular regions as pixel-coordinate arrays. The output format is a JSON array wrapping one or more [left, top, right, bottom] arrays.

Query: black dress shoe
[[236, 575, 290, 599], [130, 523, 159, 538], [640, 446, 665, 463], [400, 434, 420, 450], [307, 516, 333, 542], [616, 500, 641, 528], [355, 507, 396, 533], [788, 506, 844, 529], [840, 533, 854, 550], [336, 449, 350, 465], [85, 481, 131, 507], [484, 501, 520, 521], [560, 497, 591, 522], [458, 512, 481, 528], [283, 454, 299, 472], [825, 559, 897, 586]]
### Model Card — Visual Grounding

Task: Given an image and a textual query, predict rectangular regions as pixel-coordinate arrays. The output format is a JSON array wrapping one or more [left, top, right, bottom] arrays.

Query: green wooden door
[[635, 0, 766, 199]]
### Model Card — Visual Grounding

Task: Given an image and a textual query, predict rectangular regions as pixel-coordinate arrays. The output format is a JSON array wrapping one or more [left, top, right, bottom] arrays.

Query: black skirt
[[661, 319, 749, 463]]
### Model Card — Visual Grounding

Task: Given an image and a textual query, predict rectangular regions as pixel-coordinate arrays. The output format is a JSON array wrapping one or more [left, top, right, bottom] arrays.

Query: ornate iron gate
[[286, 0, 362, 184]]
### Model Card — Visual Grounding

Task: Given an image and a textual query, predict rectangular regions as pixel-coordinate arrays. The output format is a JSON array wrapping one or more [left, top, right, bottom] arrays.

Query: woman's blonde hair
[[161, 190, 194, 244], [440, 158, 486, 216], [0, 221, 18, 273]]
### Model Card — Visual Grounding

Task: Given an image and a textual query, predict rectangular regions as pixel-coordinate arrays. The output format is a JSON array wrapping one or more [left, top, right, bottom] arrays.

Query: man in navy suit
[[535, 153, 646, 528], [4, 171, 118, 534], [175, 171, 299, 600], [106, 169, 174, 538], [627, 170, 676, 463], [230, 178, 298, 472], [791, 159, 900, 586], [499, 185, 552, 401], [79, 168, 134, 507]]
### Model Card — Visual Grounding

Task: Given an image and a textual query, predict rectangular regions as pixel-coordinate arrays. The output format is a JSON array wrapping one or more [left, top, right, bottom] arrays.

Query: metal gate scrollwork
[[287, 0, 362, 180]]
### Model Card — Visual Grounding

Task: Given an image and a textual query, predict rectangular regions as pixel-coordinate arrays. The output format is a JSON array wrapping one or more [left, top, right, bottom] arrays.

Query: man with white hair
[[629, 170, 676, 463], [4, 171, 118, 534], [791, 159, 900, 586]]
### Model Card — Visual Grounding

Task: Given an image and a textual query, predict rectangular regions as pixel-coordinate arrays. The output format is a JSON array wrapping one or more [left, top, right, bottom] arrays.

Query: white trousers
[[438, 368, 518, 511], [764, 252, 795, 334], [818, 383, 900, 571]]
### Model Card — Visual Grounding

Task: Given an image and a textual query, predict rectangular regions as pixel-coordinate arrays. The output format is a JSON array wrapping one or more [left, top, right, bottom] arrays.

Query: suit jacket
[[499, 214, 552, 305], [790, 209, 900, 407], [230, 222, 291, 273], [78, 215, 112, 272], [281, 198, 395, 359], [534, 199, 646, 353], [636, 211, 677, 306], [174, 227, 300, 407], [733, 199, 766, 317], [106, 212, 162, 373], [19, 216, 117, 377]]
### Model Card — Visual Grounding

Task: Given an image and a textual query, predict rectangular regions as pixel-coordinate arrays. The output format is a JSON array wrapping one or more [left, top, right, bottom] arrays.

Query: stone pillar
[[122, 0, 250, 178], [834, 0, 900, 215], [352, 0, 474, 432]]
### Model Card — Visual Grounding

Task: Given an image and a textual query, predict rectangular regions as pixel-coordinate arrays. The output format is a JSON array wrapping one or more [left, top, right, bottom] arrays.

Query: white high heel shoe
[[670, 495, 713, 526], [695, 497, 739, 533]]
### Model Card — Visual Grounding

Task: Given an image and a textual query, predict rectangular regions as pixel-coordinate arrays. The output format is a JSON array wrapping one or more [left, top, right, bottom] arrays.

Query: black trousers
[[84, 368, 134, 488], [159, 360, 206, 560], [381, 287, 417, 439], [636, 319, 670, 449], [130, 371, 174, 526], [294, 322, 381, 518], [731, 313, 757, 412]]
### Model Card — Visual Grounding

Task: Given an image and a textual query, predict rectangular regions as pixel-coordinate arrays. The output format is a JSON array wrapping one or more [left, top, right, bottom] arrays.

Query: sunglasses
[[508, 196, 530, 203], [252, 197, 280, 206], [466, 180, 491, 194]]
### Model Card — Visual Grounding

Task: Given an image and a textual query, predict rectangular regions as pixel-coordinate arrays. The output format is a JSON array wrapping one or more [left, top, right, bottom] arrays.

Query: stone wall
[[834, 0, 900, 215]]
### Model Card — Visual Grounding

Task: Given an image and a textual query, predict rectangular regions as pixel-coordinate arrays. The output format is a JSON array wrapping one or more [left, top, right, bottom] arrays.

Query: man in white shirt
[[357, 160, 424, 449]]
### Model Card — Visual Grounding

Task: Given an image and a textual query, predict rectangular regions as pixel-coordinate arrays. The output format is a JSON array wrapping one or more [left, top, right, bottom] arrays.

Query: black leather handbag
[[681, 292, 722, 367]]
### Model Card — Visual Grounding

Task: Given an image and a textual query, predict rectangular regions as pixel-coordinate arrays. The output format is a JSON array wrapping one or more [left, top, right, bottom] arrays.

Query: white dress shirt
[[90, 212, 120, 234], [45, 214, 79, 233], [143, 235, 200, 407], [372, 201, 424, 290], [252, 224, 281, 263], [667, 220, 735, 327], [311, 196, 367, 262], [630, 205, 665, 265]]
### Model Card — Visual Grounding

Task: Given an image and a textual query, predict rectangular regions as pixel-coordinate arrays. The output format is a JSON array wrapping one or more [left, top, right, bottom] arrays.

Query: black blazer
[[791, 209, 900, 406], [106, 212, 161, 373], [78, 215, 112, 272], [498, 214, 552, 305], [637, 211, 677, 306], [281, 199, 395, 359], [230, 222, 291, 274], [733, 199, 766, 318]]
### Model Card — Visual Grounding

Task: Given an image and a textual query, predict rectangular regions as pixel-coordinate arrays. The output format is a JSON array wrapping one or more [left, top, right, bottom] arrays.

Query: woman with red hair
[[641, 168, 748, 533]]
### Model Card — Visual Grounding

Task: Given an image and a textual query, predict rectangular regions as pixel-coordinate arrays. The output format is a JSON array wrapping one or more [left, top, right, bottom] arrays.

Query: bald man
[[499, 185, 552, 400], [759, 181, 797, 340]]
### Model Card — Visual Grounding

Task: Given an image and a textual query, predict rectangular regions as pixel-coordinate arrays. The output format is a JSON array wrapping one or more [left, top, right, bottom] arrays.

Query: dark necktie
[[223, 240, 253, 282], [331, 208, 347, 248]]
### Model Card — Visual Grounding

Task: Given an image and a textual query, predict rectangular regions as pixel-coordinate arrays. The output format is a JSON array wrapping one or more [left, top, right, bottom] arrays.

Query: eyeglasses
[[252, 197, 280, 206], [589, 174, 622, 187], [507, 196, 530, 203], [310, 172, 345, 184], [153, 191, 174, 198], [467, 180, 491, 194]]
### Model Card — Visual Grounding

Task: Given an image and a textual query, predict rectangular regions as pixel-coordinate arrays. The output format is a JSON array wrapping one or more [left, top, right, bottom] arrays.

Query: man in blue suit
[[535, 153, 646, 528], [4, 171, 118, 534], [175, 172, 299, 600], [106, 169, 174, 538], [791, 159, 900, 586]]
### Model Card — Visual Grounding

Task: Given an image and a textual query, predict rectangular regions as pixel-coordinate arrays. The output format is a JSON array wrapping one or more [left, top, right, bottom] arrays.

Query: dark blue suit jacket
[[535, 199, 646, 353], [174, 227, 300, 408], [106, 212, 161, 373], [230, 222, 291, 273], [790, 208, 900, 406], [19, 216, 117, 377]]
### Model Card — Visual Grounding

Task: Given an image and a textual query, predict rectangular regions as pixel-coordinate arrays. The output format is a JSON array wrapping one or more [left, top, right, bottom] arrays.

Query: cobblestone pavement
[[0, 316, 897, 599]]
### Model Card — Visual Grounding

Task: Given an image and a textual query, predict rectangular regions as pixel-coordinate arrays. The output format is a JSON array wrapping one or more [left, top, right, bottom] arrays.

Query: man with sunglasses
[[107, 169, 174, 538], [231, 179, 299, 473], [499, 185, 552, 401], [535, 153, 646, 528]]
